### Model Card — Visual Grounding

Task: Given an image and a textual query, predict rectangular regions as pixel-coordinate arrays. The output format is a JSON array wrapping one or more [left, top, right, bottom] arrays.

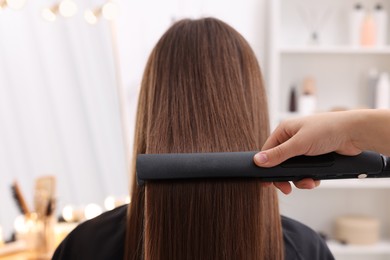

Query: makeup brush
[[45, 198, 56, 217], [10, 181, 30, 215]]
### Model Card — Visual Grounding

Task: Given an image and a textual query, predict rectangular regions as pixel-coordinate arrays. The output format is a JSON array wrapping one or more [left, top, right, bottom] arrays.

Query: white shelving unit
[[269, 0, 390, 259]]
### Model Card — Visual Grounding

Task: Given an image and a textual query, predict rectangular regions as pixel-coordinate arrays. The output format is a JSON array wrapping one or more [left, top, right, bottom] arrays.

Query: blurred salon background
[[1, 1, 390, 259]]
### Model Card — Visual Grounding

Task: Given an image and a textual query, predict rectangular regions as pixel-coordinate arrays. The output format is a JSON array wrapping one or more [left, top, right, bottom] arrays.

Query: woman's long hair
[[125, 18, 283, 260]]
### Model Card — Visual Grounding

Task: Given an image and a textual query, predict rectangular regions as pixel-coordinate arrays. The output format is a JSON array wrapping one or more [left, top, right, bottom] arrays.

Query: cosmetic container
[[367, 68, 379, 108], [350, 3, 365, 46], [361, 9, 377, 46], [335, 216, 379, 245], [298, 77, 317, 115], [288, 85, 297, 112], [35, 215, 56, 257], [375, 72, 390, 108], [373, 3, 388, 46]]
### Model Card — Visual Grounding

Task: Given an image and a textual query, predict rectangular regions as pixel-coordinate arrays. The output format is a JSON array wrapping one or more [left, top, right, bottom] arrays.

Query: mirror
[[0, 0, 128, 240]]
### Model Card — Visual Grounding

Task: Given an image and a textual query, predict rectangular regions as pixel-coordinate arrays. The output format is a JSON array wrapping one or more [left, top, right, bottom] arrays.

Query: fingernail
[[254, 152, 268, 164]]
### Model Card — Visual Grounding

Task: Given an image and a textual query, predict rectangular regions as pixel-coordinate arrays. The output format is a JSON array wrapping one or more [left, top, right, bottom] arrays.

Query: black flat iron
[[136, 151, 390, 185]]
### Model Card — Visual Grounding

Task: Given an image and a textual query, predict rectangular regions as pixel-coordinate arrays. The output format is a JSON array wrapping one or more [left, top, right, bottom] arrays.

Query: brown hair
[[125, 18, 283, 260]]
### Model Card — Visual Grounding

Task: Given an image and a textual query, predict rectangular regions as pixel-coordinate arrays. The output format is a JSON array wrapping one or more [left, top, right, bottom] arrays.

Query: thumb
[[254, 138, 303, 167]]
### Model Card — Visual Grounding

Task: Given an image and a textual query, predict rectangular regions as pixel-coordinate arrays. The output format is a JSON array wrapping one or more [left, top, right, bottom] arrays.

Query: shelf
[[327, 240, 390, 255], [318, 179, 390, 189], [279, 46, 390, 55], [288, 179, 390, 189]]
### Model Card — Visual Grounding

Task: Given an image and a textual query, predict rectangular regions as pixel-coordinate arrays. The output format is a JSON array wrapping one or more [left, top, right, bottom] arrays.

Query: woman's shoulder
[[52, 205, 128, 260], [282, 216, 335, 260]]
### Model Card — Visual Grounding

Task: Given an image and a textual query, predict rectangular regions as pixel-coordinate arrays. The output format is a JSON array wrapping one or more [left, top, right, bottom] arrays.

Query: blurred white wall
[[115, 0, 269, 184], [117, 0, 268, 90]]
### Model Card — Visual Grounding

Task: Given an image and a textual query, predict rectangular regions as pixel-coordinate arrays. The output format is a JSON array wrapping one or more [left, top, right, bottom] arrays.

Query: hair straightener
[[136, 151, 390, 185]]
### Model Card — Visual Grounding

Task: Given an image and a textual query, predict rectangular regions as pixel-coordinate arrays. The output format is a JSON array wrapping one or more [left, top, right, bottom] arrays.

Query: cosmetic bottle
[[360, 9, 377, 46], [367, 68, 379, 108], [350, 3, 365, 46], [288, 85, 297, 112], [298, 77, 317, 115], [373, 3, 388, 46], [375, 72, 390, 108]]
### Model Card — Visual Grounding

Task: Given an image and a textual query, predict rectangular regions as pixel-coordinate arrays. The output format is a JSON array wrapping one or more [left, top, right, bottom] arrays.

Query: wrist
[[348, 109, 376, 151]]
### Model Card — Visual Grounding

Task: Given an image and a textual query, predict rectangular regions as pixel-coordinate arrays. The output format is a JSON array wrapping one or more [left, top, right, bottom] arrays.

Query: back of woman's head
[[126, 17, 283, 260]]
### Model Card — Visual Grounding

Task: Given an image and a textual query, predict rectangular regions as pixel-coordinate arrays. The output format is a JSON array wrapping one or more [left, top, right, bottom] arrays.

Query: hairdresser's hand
[[255, 111, 365, 194]]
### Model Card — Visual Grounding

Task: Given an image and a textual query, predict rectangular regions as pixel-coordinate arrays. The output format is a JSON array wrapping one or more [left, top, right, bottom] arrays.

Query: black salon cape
[[53, 205, 334, 260]]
